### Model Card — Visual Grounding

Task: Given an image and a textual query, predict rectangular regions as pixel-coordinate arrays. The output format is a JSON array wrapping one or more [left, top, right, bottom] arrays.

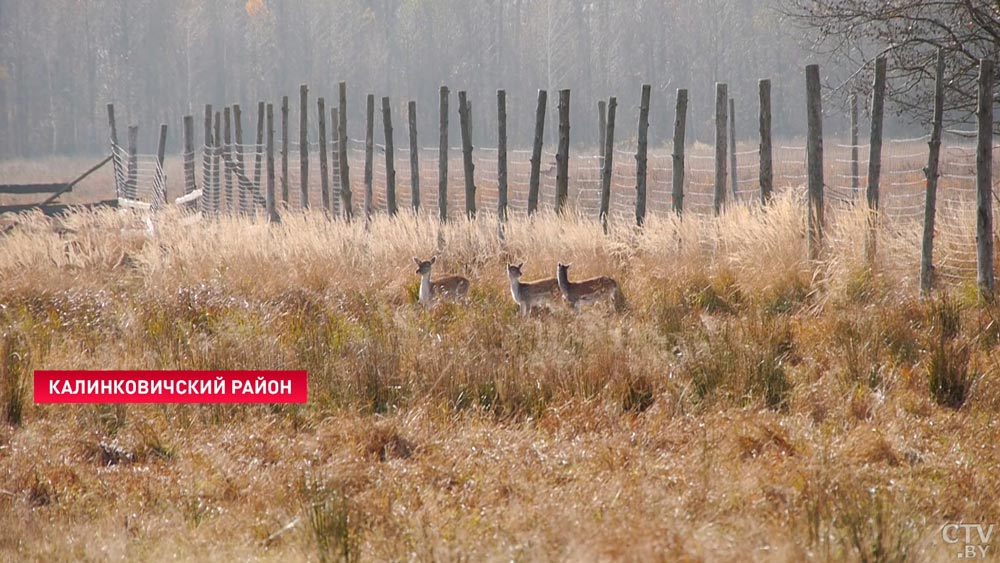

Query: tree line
[[0, 0, 835, 160]]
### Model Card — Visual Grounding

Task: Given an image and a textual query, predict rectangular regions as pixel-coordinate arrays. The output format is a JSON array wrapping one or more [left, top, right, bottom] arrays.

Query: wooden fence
[[106, 52, 999, 298]]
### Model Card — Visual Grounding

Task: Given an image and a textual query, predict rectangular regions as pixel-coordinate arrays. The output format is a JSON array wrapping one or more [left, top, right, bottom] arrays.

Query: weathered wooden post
[[635, 84, 651, 226], [338, 82, 352, 220], [234, 104, 248, 213], [183, 115, 197, 201], [729, 98, 738, 201], [866, 57, 887, 264], [921, 48, 945, 295], [213, 112, 222, 214], [850, 91, 859, 198], [714, 83, 728, 215], [438, 86, 449, 222], [107, 104, 125, 199], [976, 58, 995, 298], [497, 89, 508, 221], [408, 101, 420, 212], [155, 124, 168, 210], [459, 91, 476, 219], [330, 107, 340, 216], [266, 102, 279, 223], [201, 104, 213, 215], [382, 96, 398, 216], [598, 100, 607, 160], [806, 64, 825, 261], [299, 84, 309, 209], [126, 125, 138, 201], [281, 95, 289, 205], [555, 89, 571, 214], [107, 104, 121, 190], [600, 97, 617, 232], [364, 93, 375, 220], [224, 108, 233, 212], [317, 97, 330, 213], [672, 89, 688, 214], [759, 80, 773, 204], [107, 104, 119, 147], [528, 89, 547, 215], [254, 102, 265, 190]]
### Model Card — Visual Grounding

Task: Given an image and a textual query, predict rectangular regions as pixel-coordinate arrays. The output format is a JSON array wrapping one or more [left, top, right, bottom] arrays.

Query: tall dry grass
[[1, 194, 999, 561]]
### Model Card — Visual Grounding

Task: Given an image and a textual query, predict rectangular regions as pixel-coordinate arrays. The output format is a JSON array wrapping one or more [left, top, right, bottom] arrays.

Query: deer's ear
[[430, 256, 437, 265], [413, 257, 420, 266], [516, 262, 524, 270]]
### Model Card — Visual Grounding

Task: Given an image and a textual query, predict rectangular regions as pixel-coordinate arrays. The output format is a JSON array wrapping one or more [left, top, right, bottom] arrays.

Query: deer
[[506, 262, 563, 316], [556, 263, 626, 312], [413, 256, 470, 308]]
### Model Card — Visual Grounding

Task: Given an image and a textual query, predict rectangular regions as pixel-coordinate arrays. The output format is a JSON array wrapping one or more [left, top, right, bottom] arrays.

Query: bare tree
[[785, 0, 1000, 126]]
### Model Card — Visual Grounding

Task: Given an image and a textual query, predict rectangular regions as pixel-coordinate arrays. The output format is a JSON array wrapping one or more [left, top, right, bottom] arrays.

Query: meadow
[[0, 175, 998, 561]]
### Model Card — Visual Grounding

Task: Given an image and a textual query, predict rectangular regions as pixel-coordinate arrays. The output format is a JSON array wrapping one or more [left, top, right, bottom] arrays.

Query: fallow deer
[[507, 262, 563, 316], [557, 263, 626, 312], [413, 256, 470, 308]]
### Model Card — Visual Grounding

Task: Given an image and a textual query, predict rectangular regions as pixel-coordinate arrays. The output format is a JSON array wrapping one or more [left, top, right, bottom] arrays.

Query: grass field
[[1, 189, 999, 561]]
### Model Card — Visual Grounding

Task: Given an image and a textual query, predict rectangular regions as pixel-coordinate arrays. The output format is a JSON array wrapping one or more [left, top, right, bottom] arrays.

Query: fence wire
[[114, 128, 1000, 289]]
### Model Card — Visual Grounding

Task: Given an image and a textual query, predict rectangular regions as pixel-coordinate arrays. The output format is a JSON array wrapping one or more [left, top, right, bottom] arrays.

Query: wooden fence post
[[364, 93, 375, 220], [382, 96, 398, 216], [213, 112, 221, 214], [806, 64, 825, 261], [438, 86, 449, 222], [234, 104, 248, 214], [338, 82, 353, 220], [126, 125, 138, 201], [107, 104, 122, 197], [183, 115, 196, 200], [672, 89, 688, 214], [600, 97, 617, 232], [408, 101, 420, 212], [201, 104, 213, 215], [555, 89, 571, 214], [921, 48, 945, 295], [266, 102, 279, 223], [281, 95, 289, 205], [254, 102, 265, 190], [318, 97, 330, 214], [330, 107, 341, 217], [598, 100, 607, 160], [155, 124, 168, 210], [497, 89, 508, 221], [458, 91, 476, 219], [850, 91, 859, 198], [714, 83, 728, 215], [107, 103, 119, 148], [635, 84, 651, 226], [866, 57, 887, 264], [300, 84, 309, 209], [977, 58, 995, 298], [528, 89, 547, 215], [729, 98, 738, 201], [224, 107, 233, 212], [759, 80, 773, 204]]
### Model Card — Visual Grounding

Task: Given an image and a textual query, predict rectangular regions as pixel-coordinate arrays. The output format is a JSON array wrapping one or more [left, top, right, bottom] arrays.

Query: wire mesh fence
[[111, 128, 1000, 289]]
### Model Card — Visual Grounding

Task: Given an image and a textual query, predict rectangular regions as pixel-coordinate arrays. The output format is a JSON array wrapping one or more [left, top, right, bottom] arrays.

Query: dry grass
[[1, 191, 999, 561]]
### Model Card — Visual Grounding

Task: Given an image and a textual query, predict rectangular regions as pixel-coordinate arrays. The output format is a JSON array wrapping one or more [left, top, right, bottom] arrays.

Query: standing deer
[[506, 262, 563, 316], [557, 263, 626, 312], [413, 257, 470, 308]]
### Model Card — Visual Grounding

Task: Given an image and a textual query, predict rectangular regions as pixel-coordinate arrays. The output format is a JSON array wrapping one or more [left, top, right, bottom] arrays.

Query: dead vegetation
[[1, 194, 999, 561]]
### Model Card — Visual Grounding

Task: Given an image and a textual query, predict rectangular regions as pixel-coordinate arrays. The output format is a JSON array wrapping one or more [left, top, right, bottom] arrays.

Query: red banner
[[33, 370, 308, 404]]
